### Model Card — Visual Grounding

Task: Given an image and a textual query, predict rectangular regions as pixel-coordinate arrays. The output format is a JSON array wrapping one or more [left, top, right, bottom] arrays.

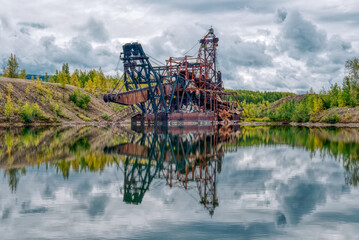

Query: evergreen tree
[[53, 70, 59, 83], [329, 83, 340, 107], [19, 69, 26, 79], [292, 98, 309, 122], [5, 53, 19, 78], [319, 88, 331, 109], [79, 70, 88, 88], [342, 77, 356, 106], [344, 57, 359, 105], [2, 66, 6, 76], [345, 57, 359, 83], [62, 63, 70, 83]]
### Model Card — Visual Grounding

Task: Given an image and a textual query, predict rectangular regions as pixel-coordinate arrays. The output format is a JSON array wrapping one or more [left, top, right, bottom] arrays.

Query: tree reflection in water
[[1, 125, 359, 214]]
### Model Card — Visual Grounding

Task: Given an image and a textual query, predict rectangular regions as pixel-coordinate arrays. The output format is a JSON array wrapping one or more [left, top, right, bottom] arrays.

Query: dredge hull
[[131, 112, 240, 126]]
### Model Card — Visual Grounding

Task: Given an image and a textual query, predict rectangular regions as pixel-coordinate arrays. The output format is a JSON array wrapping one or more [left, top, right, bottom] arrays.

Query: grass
[[321, 111, 341, 123], [0, 78, 118, 124], [76, 113, 92, 122], [244, 117, 272, 122], [20, 102, 50, 122], [101, 113, 110, 120]]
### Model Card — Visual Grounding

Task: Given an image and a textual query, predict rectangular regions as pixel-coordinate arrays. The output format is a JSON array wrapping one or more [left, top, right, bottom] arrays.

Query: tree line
[[49, 63, 120, 94], [1, 54, 120, 94], [225, 89, 294, 104], [232, 57, 359, 123]]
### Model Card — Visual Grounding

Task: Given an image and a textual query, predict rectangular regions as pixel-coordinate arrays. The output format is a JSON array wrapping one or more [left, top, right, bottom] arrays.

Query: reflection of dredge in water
[[104, 126, 241, 215]]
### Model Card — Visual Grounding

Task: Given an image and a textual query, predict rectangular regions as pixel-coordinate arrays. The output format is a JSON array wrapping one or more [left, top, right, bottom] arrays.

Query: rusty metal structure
[[104, 126, 241, 215], [104, 28, 241, 124]]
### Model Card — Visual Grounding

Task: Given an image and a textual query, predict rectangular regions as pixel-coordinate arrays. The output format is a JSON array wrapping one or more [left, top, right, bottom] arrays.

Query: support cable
[[184, 41, 199, 56], [147, 54, 165, 66], [111, 72, 124, 94], [115, 55, 121, 72]]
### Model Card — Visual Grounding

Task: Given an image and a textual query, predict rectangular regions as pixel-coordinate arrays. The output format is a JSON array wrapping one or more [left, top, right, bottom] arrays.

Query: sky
[[1, 0, 359, 93], [1, 145, 358, 239]]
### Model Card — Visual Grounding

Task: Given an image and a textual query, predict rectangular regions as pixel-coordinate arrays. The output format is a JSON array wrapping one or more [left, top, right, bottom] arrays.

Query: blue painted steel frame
[[120, 43, 197, 114]]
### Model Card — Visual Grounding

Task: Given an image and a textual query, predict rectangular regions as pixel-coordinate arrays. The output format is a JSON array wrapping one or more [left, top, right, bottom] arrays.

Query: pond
[[0, 125, 358, 239]]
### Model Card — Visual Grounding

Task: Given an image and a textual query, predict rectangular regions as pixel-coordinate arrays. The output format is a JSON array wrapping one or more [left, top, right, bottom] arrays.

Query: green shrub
[[50, 102, 63, 117], [244, 117, 271, 122], [76, 113, 91, 122], [21, 103, 34, 122], [49, 102, 71, 120], [69, 88, 91, 109], [7, 83, 13, 96], [32, 103, 41, 117], [323, 112, 341, 123], [111, 103, 122, 113], [267, 100, 296, 122], [101, 113, 109, 120], [4, 96, 15, 120], [20, 102, 48, 122], [291, 100, 310, 122]]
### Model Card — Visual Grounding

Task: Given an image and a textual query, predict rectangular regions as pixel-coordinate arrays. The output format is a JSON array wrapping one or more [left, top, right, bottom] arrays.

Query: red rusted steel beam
[[104, 82, 174, 105]]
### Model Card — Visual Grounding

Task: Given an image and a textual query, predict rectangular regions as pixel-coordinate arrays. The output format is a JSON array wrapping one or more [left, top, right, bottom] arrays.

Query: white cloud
[[1, 144, 358, 239], [1, 0, 359, 92]]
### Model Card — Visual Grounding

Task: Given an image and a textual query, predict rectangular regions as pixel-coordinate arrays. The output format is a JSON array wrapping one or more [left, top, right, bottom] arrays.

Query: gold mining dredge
[[104, 28, 241, 125]]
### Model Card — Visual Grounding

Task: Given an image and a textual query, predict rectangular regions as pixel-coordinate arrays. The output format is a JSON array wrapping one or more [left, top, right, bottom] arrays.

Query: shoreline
[[1, 120, 359, 128], [239, 121, 359, 128], [0, 121, 116, 127]]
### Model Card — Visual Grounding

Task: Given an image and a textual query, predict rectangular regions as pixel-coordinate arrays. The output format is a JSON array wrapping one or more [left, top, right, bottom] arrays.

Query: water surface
[[0, 126, 359, 239]]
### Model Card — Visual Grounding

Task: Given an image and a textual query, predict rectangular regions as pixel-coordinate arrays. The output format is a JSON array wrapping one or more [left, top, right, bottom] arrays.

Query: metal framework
[[104, 28, 241, 123]]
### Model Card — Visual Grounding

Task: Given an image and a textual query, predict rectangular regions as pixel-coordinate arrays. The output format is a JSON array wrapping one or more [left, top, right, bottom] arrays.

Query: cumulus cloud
[[223, 37, 273, 68], [0, 142, 359, 239], [88, 195, 109, 217], [326, 35, 353, 64], [78, 18, 110, 43], [0, 16, 10, 30], [318, 11, 359, 26], [208, 9, 356, 92], [275, 8, 287, 23], [278, 182, 326, 224], [0, 15, 120, 75], [18, 22, 47, 29], [279, 11, 327, 57], [1, 0, 359, 92]]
